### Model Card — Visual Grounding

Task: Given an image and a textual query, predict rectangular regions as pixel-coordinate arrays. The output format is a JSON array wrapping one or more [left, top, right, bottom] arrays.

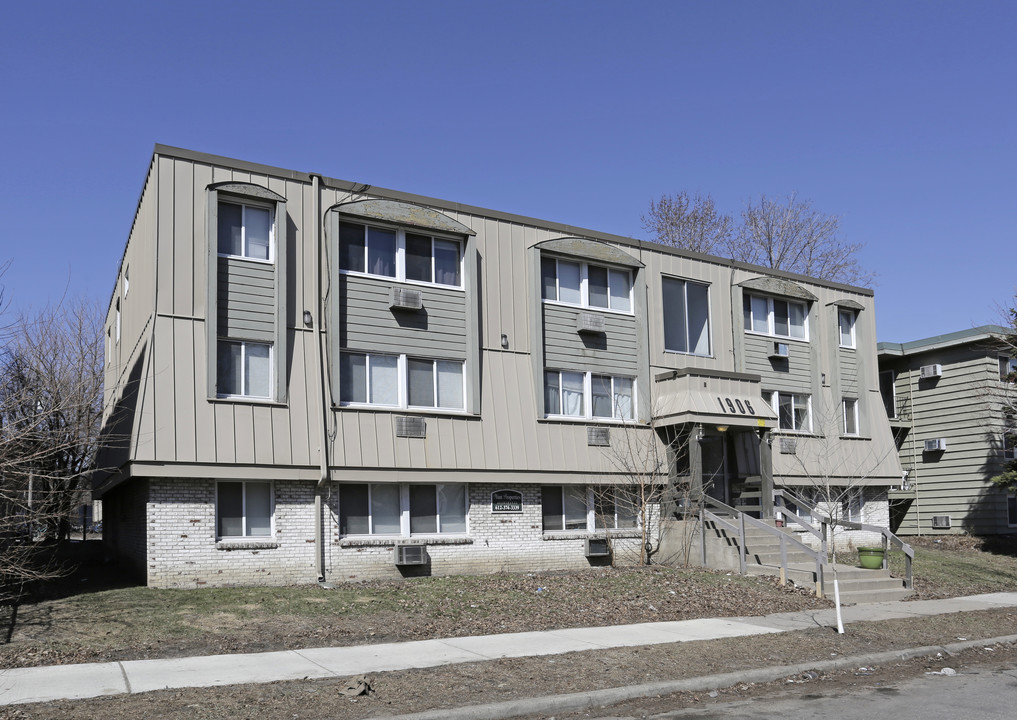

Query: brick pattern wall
[[794, 487, 891, 552], [145, 478, 319, 588], [324, 482, 656, 583], [138, 478, 660, 588]]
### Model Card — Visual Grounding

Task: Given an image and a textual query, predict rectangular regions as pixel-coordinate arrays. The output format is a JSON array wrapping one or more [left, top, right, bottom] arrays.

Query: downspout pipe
[[311, 173, 330, 583]]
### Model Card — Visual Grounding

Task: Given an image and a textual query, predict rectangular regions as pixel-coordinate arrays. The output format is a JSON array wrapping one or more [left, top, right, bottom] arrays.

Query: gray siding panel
[[742, 334, 813, 391], [340, 275, 468, 358], [542, 304, 639, 375], [217, 258, 276, 341]]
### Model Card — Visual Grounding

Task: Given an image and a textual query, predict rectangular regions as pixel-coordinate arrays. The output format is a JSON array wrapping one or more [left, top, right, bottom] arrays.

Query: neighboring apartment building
[[95, 146, 902, 588], [878, 326, 1017, 535]]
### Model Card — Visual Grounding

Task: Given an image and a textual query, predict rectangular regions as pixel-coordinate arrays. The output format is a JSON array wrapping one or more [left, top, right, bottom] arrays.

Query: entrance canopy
[[653, 369, 777, 429]]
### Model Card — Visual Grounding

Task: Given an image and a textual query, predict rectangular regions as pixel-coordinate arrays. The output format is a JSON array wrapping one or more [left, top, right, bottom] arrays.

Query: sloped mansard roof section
[[535, 237, 644, 267], [877, 324, 1011, 356], [737, 276, 818, 302], [333, 199, 477, 236], [827, 298, 865, 310]]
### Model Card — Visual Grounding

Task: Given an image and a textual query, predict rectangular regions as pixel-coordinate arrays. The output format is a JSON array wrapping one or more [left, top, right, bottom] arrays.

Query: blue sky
[[1, 0, 1013, 342]]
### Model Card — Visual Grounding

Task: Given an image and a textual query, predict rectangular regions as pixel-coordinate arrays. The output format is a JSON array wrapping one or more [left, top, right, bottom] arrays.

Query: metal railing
[[700, 495, 827, 596], [775, 489, 914, 590]]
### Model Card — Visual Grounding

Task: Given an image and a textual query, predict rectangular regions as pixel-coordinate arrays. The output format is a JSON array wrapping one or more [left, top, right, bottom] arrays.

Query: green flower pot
[[858, 547, 885, 569]]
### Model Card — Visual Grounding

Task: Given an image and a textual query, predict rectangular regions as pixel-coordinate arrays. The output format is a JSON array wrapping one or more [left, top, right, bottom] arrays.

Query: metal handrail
[[701, 496, 826, 595], [775, 489, 914, 590]]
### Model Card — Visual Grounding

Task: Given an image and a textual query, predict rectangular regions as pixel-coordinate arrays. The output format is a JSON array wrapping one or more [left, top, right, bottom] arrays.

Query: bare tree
[[991, 300, 1017, 493], [642, 192, 874, 287], [641, 191, 733, 256], [1, 298, 104, 605], [736, 193, 873, 286]]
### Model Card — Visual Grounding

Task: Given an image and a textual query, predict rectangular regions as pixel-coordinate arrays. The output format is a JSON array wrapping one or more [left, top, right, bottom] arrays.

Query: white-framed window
[[123, 265, 129, 297], [218, 200, 273, 262], [339, 352, 465, 411], [338, 221, 463, 288], [999, 355, 1017, 382], [541, 256, 632, 313], [842, 488, 865, 523], [544, 370, 634, 421], [541, 485, 639, 532], [594, 487, 640, 530], [879, 370, 897, 419], [115, 298, 121, 344], [763, 390, 812, 433], [217, 340, 272, 398], [1003, 416, 1016, 460], [781, 487, 818, 526], [216, 480, 273, 538], [838, 309, 856, 349], [842, 397, 859, 436], [338, 483, 468, 536], [743, 294, 808, 340], [662, 276, 711, 356]]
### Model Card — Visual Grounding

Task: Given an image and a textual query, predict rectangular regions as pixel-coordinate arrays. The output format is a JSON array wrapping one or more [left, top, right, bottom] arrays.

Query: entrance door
[[701, 435, 728, 505]]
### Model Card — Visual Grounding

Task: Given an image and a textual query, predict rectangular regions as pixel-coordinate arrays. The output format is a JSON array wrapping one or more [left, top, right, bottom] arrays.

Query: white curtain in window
[[789, 302, 806, 338], [245, 482, 272, 536], [613, 377, 634, 419], [245, 206, 271, 261], [434, 239, 460, 286], [436, 361, 464, 409], [608, 269, 630, 312], [438, 484, 467, 533], [369, 355, 399, 405], [561, 372, 585, 416], [371, 484, 401, 534], [557, 261, 581, 305], [245, 344, 271, 397], [564, 486, 587, 529], [544, 372, 561, 414]]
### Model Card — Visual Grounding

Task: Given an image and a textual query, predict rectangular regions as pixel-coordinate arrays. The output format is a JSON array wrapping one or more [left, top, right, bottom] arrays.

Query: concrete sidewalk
[[3, 592, 1017, 707]]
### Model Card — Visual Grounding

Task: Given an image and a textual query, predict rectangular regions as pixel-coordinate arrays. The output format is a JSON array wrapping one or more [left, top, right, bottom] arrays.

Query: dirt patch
[[3, 609, 1016, 720]]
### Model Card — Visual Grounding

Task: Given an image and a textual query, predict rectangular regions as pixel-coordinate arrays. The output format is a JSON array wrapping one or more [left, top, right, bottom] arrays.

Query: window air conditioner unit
[[779, 438, 797, 455], [587, 426, 610, 446], [924, 438, 947, 452], [920, 364, 943, 379], [584, 537, 611, 558], [931, 515, 952, 530], [576, 312, 606, 334], [769, 342, 790, 359], [389, 287, 423, 311], [395, 416, 426, 438], [393, 542, 428, 565]]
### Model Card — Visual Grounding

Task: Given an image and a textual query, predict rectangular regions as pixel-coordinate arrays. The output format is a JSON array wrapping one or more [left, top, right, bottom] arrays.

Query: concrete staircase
[[702, 516, 913, 604]]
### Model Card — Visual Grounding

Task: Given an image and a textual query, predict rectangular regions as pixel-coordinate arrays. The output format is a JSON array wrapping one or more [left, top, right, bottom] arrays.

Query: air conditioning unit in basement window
[[389, 287, 423, 311], [931, 515, 952, 530], [585, 537, 611, 558], [924, 438, 947, 452], [393, 542, 428, 566], [920, 364, 943, 379]]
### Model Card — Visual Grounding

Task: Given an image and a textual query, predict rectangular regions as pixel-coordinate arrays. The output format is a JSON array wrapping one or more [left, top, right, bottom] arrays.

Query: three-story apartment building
[[96, 146, 902, 588]]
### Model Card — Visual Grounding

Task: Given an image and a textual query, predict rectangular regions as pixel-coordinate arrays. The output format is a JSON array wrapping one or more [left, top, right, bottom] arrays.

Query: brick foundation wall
[[324, 482, 657, 583], [145, 478, 320, 589], [137, 478, 661, 588]]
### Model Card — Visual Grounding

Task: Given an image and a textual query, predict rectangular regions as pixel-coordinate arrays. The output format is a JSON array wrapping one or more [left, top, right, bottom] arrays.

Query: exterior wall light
[[303, 310, 313, 327]]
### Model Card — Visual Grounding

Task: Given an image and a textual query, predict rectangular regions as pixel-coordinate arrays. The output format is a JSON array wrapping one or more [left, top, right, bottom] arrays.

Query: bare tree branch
[[641, 192, 733, 256]]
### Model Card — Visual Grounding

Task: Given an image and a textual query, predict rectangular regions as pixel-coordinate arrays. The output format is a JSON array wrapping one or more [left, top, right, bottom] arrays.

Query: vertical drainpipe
[[311, 173, 329, 583]]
